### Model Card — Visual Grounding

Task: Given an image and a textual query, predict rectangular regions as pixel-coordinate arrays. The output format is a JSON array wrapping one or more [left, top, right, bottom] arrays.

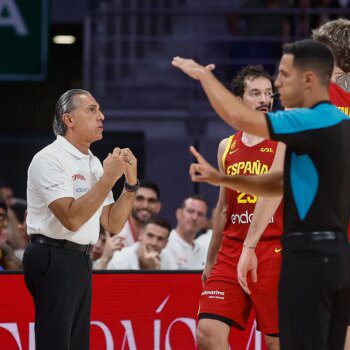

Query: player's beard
[[131, 208, 153, 224]]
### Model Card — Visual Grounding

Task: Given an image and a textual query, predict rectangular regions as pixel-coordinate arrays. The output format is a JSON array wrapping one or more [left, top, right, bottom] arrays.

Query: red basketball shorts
[[198, 236, 282, 334]]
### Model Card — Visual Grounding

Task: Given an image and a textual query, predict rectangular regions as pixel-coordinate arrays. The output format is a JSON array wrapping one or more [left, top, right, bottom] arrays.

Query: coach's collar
[[56, 135, 94, 160]]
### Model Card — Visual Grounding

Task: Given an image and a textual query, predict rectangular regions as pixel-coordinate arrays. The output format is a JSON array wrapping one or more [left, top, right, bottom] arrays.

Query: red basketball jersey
[[330, 81, 350, 237], [222, 131, 283, 241], [330, 82, 350, 117]]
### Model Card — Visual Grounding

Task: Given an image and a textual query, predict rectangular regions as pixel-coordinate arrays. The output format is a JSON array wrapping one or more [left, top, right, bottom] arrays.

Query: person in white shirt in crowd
[[167, 195, 208, 269], [91, 226, 125, 269], [118, 179, 161, 247], [107, 217, 177, 270], [23, 89, 138, 350], [195, 207, 215, 256], [0, 197, 22, 270], [0, 180, 27, 251]]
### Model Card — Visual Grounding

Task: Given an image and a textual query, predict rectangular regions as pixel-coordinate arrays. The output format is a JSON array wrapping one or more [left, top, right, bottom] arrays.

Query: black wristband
[[124, 179, 140, 192]]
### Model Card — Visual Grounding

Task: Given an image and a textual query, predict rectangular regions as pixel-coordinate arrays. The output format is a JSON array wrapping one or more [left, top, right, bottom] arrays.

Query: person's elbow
[[107, 222, 124, 235], [61, 218, 82, 232]]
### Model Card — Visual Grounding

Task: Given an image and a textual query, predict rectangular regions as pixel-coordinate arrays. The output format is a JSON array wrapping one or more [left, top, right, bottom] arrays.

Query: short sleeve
[[265, 108, 312, 146], [266, 104, 345, 150], [29, 154, 74, 206], [266, 107, 328, 151]]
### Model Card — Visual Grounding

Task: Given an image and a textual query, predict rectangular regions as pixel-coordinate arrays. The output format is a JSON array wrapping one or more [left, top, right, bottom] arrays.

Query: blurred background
[[0, 0, 349, 225]]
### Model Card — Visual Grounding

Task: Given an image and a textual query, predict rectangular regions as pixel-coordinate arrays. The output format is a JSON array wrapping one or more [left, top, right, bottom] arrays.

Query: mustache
[[256, 104, 271, 111]]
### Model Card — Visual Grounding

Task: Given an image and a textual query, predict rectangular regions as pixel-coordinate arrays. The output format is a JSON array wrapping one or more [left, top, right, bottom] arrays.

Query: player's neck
[[302, 86, 330, 108], [241, 132, 264, 147]]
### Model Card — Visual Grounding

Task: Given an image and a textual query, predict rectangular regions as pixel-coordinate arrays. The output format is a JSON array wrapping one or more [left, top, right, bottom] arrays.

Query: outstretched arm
[[172, 57, 270, 138], [189, 146, 283, 197]]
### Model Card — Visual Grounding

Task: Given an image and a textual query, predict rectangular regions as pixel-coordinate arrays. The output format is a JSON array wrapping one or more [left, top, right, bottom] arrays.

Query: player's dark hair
[[145, 216, 172, 236], [180, 194, 208, 209], [231, 65, 274, 98], [139, 179, 161, 200], [283, 39, 334, 86]]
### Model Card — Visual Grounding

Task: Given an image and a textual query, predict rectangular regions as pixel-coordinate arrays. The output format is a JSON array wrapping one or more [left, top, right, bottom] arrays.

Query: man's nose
[[98, 111, 105, 121]]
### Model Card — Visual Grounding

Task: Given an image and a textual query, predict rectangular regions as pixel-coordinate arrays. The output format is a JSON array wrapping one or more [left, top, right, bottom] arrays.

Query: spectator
[[0, 180, 27, 251], [92, 227, 125, 269], [0, 197, 22, 270], [167, 195, 208, 269], [118, 179, 161, 247], [107, 217, 176, 270], [195, 208, 215, 256]]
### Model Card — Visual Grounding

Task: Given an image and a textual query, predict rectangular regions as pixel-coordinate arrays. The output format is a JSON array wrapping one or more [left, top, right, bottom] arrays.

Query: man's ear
[[155, 202, 162, 214], [175, 208, 181, 221], [303, 71, 316, 89], [62, 113, 73, 129]]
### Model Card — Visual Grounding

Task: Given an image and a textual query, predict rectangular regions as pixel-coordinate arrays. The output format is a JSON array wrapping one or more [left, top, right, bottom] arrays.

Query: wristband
[[124, 179, 140, 192]]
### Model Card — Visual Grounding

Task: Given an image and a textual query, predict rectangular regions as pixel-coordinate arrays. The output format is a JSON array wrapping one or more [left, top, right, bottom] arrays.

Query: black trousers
[[279, 235, 350, 350], [23, 242, 92, 350]]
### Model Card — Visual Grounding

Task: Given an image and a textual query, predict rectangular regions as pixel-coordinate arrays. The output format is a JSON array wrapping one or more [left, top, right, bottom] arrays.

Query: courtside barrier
[[0, 271, 267, 349]]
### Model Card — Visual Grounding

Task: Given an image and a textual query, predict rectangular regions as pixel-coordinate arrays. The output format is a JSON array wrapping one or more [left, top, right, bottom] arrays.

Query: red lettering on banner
[[0, 274, 267, 349]]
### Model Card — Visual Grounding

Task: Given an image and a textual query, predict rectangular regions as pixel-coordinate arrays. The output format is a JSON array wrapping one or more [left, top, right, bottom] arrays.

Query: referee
[[23, 89, 139, 350], [174, 40, 350, 350]]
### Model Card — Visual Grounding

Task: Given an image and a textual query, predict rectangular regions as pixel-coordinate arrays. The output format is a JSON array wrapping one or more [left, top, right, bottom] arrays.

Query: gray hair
[[53, 89, 91, 136], [312, 18, 350, 73]]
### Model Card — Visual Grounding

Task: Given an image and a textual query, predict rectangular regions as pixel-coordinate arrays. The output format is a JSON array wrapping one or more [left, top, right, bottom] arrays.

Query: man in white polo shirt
[[167, 195, 208, 269], [22, 89, 138, 350], [107, 217, 177, 270]]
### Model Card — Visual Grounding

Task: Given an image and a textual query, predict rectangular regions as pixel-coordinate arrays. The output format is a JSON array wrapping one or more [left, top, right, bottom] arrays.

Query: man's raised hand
[[189, 146, 222, 186], [171, 57, 215, 80]]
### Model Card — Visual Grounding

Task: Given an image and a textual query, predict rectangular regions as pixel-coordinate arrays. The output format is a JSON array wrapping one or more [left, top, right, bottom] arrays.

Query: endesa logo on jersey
[[231, 210, 275, 225]]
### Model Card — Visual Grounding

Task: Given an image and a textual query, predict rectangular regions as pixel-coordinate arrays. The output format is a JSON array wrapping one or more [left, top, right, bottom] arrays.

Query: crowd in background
[[0, 179, 214, 271]]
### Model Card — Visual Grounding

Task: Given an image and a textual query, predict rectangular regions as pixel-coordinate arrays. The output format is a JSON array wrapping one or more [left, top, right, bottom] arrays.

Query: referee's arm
[[189, 146, 283, 197], [172, 57, 270, 139]]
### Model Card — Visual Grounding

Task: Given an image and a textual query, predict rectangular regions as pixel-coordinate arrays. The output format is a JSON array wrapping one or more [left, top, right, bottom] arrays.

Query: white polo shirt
[[118, 220, 136, 247], [195, 229, 212, 257], [166, 230, 207, 270], [106, 242, 177, 270], [26, 136, 114, 245]]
